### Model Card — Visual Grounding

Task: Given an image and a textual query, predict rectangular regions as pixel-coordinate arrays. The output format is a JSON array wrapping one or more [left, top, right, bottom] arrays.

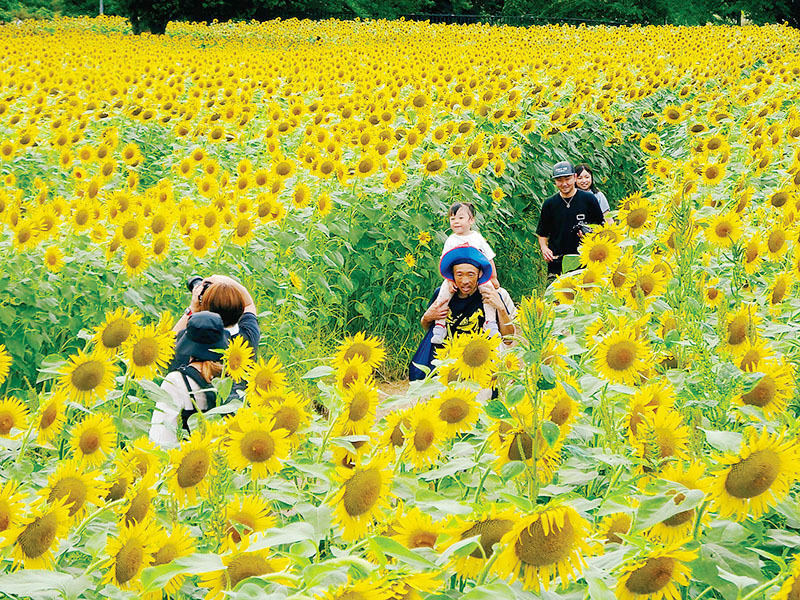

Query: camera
[[187, 275, 211, 303], [572, 223, 593, 237]]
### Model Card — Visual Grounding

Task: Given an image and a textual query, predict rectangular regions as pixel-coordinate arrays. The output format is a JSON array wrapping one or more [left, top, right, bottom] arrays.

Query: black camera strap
[[178, 366, 217, 432]]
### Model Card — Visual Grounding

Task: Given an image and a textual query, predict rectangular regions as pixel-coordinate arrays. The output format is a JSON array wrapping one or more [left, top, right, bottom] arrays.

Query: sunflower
[[734, 337, 773, 372], [439, 329, 500, 388], [579, 232, 621, 270], [647, 462, 709, 544], [704, 212, 742, 248], [633, 408, 690, 471], [226, 409, 290, 480], [767, 227, 789, 259], [611, 251, 635, 291], [392, 506, 444, 550], [43, 245, 64, 273], [542, 376, 581, 432], [380, 408, 412, 451], [703, 277, 724, 309], [441, 506, 518, 578], [336, 378, 378, 436], [0, 344, 10, 385], [224, 494, 276, 544], [315, 577, 392, 600], [402, 403, 446, 469], [384, 166, 406, 191], [640, 133, 661, 155], [0, 396, 29, 438], [245, 356, 287, 399], [489, 421, 563, 484], [0, 480, 25, 539], [769, 272, 794, 310], [58, 348, 117, 406], [43, 459, 108, 520], [724, 304, 760, 350], [387, 571, 442, 600], [551, 273, 578, 304], [707, 429, 800, 521], [492, 504, 593, 591], [616, 544, 698, 600], [93, 307, 141, 354], [123, 323, 175, 380], [774, 559, 800, 600], [594, 327, 652, 386], [69, 412, 116, 465], [433, 386, 480, 436], [201, 543, 290, 600], [335, 354, 372, 389], [167, 430, 216, 506], [700, 161, 725, 185], [260, 391, 310, 437], [145, 523, 196, 599], [220, 336, 255, 383], [102, 518, 159, 592], [618, 196, 654, 236], [596, 511, 633, 544], [736, 358, 794, 419], [120, 436, 163, 481], [330, 452, 393, 541], [625, 263, 667, 308], [1, 496, 71, 569], [316, 192, 333, 216], [335, 332, 386, 372]]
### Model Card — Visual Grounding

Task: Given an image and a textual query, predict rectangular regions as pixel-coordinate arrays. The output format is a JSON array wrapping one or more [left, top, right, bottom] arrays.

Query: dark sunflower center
[[606, 340, 636, 371], [0, 504, 10, 531], [426, 159, 443, 173], [124, 490, 150, 525], [626, 208, 647, 229], [715, 222, 731, 237], [768, 231, 785, 253], [390, 419, 409, 447], [725, 449, 780, 498], [236, 220, 250, 237], [410, 531, 437, 548], [439, 398, 469, 424], [115, 538, 144, 585], [272, 407, 300, 434], [515, 515, 575, 566], [49, 477, 87, 516], [152, 542, 178, 566], [342, 468, 381, 517], [17, 512, 59, 559], [405, 411, 433, 449], [625, 556, 676, 594], [343, 343, 372, 364], [40, 403, 57, 429], [71, 360, 105, 391], [508, 432, 533, 461], [240, 431, 275, 463], [0, 412, 13, 435], [549, 398, 571, 426], [348, 391, 371, 422], [176, 449, 211, 488], [106, 476, 129, 502], [772, 282, 787, 304], [79, 428, 101, 454], [588, 245, 609, 262], [727, 316, 748, 345], [463, 518, 514, 558], [603, 515, 631, 544], [741, 375, 776, 407], [462, 340, 490, 368]]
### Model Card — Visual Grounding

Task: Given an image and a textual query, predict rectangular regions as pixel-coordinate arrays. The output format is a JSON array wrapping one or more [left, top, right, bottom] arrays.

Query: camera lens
[[187, 275, 203, 292]]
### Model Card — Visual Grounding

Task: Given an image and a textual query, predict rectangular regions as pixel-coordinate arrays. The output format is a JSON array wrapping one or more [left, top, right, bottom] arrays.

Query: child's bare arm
[[489, 258, 500, 289]]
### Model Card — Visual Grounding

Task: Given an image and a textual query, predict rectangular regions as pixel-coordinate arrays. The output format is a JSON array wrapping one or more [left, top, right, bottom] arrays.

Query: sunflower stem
[[14, 415, 37, 467], [472, 464, 494, 502], [475, 545, 502, 586], [116, 373, 132, 446], [740, 573, 783, 600], [692, 500, 708, 541]]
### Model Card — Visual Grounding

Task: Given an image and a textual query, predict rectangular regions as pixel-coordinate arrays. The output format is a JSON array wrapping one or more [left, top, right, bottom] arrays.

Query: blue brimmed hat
[[174, 311, 230, 362], [440, 244, 493, 284]]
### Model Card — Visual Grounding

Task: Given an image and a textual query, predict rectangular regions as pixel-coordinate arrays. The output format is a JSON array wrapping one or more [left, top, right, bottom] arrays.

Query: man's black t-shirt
[[426, 287, 485, 345], [536, 189, 604, 256]]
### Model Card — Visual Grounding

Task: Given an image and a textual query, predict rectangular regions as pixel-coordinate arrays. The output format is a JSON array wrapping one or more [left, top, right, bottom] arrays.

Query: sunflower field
[[2, 13, 800, 600]]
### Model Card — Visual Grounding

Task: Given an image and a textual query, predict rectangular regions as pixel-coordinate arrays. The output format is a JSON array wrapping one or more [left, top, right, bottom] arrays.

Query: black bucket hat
[[175, 311, 230, 362]]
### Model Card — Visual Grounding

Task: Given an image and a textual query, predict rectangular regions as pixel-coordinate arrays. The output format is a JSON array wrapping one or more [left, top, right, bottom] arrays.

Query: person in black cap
[[536, 161, 604, 277], [150, 311, 230, 447]]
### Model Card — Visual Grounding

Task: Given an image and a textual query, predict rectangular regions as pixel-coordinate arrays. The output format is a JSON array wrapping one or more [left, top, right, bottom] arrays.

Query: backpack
[[177, 365, 218, 433]]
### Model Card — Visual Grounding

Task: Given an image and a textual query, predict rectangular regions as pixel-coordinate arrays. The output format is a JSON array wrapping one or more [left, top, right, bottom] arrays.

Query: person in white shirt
[[150, 311, 229, 447], [431, 202, 500, 344]]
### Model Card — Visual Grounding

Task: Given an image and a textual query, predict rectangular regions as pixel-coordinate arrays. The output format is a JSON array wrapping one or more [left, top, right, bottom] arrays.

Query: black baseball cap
[[174, 311, 230, 362], [552, 161, 575, 178]]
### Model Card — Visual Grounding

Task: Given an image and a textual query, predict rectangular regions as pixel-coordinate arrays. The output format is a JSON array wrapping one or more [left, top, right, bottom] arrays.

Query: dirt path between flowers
[[376, 380, 412, 419]]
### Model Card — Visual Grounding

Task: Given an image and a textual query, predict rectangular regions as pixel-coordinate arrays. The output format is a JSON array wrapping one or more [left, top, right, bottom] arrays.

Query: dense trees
[[0, 0, 797, 29]]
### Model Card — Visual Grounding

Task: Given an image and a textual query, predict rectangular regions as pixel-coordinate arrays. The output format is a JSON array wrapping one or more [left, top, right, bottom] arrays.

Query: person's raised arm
[[421, 299, 449, 331], [173, 279, 203, 333], [480, 286, 515, 337]]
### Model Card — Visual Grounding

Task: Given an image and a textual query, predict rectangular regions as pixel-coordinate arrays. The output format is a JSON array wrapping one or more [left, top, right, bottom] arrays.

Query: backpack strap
[[178, 366, 217, 432]]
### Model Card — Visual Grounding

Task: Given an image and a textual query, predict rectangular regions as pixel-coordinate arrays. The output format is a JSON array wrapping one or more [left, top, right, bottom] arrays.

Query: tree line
[[0, 0, 797, 34]]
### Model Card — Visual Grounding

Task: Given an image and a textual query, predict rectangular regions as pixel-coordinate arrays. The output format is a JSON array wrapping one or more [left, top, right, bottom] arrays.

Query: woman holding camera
[[171, 274, 260, 370]]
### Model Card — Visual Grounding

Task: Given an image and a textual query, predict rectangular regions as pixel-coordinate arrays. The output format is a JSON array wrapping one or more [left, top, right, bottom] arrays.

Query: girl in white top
[[575, 164, 612, 222], [431, 202, 500, 344]]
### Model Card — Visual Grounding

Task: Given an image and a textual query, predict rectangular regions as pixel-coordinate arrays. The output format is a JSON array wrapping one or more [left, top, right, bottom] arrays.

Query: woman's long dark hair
[[575, 164, 597, 193]]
